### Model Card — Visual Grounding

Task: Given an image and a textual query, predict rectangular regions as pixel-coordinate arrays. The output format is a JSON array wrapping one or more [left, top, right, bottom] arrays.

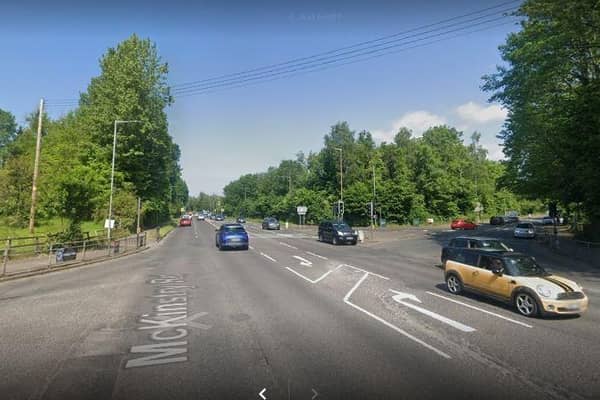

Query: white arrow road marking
[[259, 388, 267, 399], [306, 251, 327, 260], [279, 241, 298, 250], [293, 255, 313, 267], [389, 290, 476, 333], [344, 273, 451, 359], [312, 388, 319, 399], [426, 291, 533, 328]]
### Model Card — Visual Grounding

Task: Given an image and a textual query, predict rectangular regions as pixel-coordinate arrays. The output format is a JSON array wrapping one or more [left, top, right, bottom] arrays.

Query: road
[[1, 219, 599, 400]]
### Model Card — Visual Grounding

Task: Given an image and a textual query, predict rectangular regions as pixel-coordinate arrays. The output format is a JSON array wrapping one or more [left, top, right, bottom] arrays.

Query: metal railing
[[1, 232, 147, 278]]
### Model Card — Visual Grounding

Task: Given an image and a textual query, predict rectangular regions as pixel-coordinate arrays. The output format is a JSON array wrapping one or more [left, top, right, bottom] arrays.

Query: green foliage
[[0, 34, 187, 235], [482, 0, 600, 222], [223, 122, 538, 225]]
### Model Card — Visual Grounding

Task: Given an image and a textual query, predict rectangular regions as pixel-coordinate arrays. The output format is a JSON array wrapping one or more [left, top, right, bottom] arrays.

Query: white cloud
[[373, 110, 446, 142], [455, 101, 507, 124]]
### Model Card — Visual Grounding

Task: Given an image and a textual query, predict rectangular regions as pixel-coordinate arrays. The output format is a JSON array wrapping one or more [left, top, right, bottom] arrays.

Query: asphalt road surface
[[1, 219, 599, 400]]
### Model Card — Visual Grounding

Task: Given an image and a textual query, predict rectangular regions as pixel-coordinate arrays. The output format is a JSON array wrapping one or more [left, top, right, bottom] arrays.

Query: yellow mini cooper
[[443, 249, 588, 317]]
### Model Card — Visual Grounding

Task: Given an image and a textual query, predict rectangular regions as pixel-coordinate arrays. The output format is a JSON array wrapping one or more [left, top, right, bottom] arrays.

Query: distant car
[[489, 216, 505, 225], [215, 214, 225, 221], [179, 216, 192, 227], [197, 214, 205, 221], [262, 217, 280, 230], [504, 215, 520, 224], [542, 216, 555, 225], [236, 216, 246, 224], [215, 223, 249, 250], [443, 249, 588, 317], [441, 236, 512, 265], [450, 219, 477, 230], [514, 222, 536, 239], [318, 220, 358, 245]]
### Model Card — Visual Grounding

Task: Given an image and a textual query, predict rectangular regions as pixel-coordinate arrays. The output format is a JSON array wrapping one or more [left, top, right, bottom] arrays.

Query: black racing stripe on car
[[542, 277, 573, 292]]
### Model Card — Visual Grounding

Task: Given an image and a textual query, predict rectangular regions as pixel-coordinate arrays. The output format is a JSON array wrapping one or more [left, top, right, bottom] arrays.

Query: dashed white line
[[260, 253, 277, 263], [343, 273, 451, 359], [306, 251, 328, 260], [293, 255, 313, 267], [426, 291, 533, 328], [279, 242, 298, 250], [249, 246, 255, 250]]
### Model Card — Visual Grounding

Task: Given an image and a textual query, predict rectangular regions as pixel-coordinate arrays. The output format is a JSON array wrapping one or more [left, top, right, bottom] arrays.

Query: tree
[[482, 0, 600, 222], [0, 108, 18, 167]]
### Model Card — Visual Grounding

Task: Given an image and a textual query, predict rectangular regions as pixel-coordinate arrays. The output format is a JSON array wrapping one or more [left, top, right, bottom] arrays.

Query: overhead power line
[[173, 13, 516, 96], [171, 0, 520, 90]]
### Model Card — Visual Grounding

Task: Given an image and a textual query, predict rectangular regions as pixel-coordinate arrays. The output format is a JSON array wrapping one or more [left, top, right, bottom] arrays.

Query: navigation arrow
[[389, 289, 476, 333], [312, 388, 319, 399], [293, 255, 313, 267], [259, 388, 267, 399]]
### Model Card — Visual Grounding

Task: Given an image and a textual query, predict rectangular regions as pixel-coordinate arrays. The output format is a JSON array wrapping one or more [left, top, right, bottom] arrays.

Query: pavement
[[1, 218, 599, 399]]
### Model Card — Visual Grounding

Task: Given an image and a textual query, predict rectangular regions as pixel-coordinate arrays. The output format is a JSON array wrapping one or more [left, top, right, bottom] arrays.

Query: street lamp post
[[107, 120, 140, 244]]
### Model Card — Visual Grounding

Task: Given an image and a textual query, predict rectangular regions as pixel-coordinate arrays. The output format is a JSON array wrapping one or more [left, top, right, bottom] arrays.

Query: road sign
[[474, 202, 484, 213], [297, 206, 308, 215], [104, 219, 115, 229]]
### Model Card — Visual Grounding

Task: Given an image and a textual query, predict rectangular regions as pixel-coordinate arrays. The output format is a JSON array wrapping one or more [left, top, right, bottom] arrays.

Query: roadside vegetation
[[0, 35, 188, 241]]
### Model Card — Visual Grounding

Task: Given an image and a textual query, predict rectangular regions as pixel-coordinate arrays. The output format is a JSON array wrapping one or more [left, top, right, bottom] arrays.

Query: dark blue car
[[215, 223, 249, 250]]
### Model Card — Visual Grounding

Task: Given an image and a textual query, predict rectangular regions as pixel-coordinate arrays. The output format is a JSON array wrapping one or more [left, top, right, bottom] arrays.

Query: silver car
[[514, 222, 536, 239]]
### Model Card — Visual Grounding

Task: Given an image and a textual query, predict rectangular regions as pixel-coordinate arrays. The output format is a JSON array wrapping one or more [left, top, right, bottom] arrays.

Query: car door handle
[[472, 271, 479, 276]]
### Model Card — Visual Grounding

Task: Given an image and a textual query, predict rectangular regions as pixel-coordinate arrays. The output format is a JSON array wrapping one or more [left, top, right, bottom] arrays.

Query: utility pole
[[28, 98, 44, 233], [371, 163, 375, 240], [335, 147, 343, 220]]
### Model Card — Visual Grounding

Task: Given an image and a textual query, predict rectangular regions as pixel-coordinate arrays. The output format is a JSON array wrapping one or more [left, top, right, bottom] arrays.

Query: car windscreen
[[223, 226, 246, 233], [478, 240, 510, 250], [332, 223, 351, 231], [503, 256, 547, 276]]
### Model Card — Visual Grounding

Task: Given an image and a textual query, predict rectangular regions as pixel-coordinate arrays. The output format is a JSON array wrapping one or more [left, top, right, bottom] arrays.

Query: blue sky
[[0, 0, 520, 195]]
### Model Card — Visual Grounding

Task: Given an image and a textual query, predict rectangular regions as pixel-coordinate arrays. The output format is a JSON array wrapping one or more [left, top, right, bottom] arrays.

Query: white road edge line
[[285, 264, 344, 284], [260, 253, 277, 263], [426, 291, 533, 328], [306, 251, 328, 260], [344, 273, 451, 359]]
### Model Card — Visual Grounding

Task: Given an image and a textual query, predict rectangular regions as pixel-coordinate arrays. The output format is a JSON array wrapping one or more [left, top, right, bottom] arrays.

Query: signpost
[[297, 206, 307, 226]]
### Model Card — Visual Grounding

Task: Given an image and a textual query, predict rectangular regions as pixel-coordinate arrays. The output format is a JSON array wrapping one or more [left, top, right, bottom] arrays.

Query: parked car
[[54, 245, 77, 262], [443, 248, 588, 317], [441, 236, 512, 265], [514, 222, 536, 239], [262, 217, 280, 230], [450, 219, 477, 230], [318, 220, 358, 245], [489, 216, 505, 225], [215, 214, 225, 221], [197, 214, 205, 221], [504, 215, 520, 224], [542, 216, 555, 225], [215, 223, 249, 250], [179, 216, 192, 227], [236, 216, 246, 224]]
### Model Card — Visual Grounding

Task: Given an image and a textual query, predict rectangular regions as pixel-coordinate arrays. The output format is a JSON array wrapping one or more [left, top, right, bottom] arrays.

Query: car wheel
[[332, 236, 338, 245], [351, 240, 357, 246], [446, 274, 463, 294], [514, 292, 539, 317]]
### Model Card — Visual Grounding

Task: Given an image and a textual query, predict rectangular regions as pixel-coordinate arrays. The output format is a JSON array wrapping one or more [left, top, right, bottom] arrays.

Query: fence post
[[2, 239, 11, 276], [48, 243, 53, 268], [35, 236, 40, 255], [82, 240, 87, 261], [156, 226, 161, 242]]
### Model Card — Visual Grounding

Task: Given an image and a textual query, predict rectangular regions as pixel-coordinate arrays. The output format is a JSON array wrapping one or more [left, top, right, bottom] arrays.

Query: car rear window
[[224, 225, 246, 232], [516, 223, 532, 228]]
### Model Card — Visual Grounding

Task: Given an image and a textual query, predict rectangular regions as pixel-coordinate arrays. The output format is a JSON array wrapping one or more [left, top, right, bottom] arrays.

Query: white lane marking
[[342, 264, 390, 280], [249, 246, 255, 250], [306, 251, 328, 260], [343, 273, 451, 359], [259, 388, 267, 399], [285, 264, 344, 284], [260, 253, 277, 263], [279, 241, 298, 250], [426, 291, 533, 328], [293, 255, 313, 267], [390, 290, 476, 333]]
